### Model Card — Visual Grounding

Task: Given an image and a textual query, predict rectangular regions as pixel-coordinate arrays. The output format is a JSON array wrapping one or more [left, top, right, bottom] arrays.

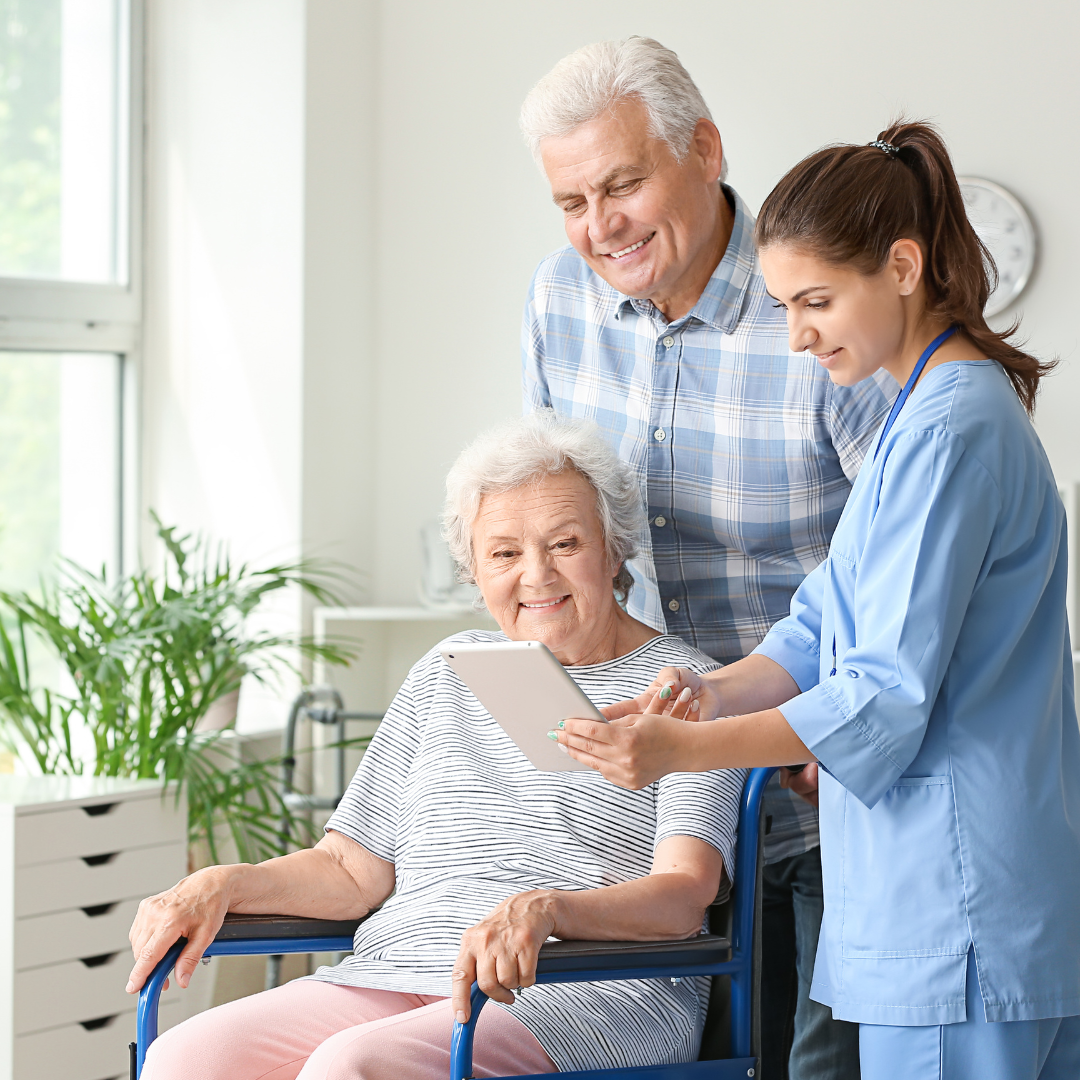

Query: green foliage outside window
[[0, 353, 60, 597], [0, 0, 61, 277]]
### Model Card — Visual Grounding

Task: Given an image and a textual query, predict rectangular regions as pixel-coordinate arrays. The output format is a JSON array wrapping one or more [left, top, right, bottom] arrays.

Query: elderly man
[[519, 37, 894, 1080]]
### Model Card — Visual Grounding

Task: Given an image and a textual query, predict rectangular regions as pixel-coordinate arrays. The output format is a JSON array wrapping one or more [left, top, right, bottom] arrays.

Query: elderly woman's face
[[471, 469, 621, 665]]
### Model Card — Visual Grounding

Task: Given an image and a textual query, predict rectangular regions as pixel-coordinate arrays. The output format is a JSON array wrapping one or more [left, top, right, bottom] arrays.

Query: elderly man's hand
[[127, 867, 232, 995], [780, 762, 820, 808], [452, 891, 556, 1022], [601, 666, 723, 725]]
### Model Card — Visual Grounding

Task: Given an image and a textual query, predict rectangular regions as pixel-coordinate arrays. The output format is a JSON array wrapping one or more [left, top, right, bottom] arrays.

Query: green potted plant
[[0, 514, 357, 863]]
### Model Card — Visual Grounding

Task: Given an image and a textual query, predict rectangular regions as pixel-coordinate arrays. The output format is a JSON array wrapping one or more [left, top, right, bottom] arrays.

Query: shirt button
[[654, 515, 667, 527], [667, 599, 680, 612], [662, 335, 675, 348], [653, 428, 666, 442]]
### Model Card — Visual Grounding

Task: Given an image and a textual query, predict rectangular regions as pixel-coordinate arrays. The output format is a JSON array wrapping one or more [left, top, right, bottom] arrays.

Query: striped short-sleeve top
[[310, 629, 747, 1071]]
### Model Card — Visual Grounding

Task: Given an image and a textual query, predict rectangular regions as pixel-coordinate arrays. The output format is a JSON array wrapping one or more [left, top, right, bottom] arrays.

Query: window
[[0, 0, 140, 587], [0, 351, 122, 591]]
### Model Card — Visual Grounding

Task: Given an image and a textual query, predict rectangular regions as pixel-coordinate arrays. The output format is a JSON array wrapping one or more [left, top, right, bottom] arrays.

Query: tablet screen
[[440, 640, 605, 772]]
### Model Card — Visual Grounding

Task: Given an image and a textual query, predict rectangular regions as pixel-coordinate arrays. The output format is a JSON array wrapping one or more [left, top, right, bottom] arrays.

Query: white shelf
[[313, 605, 479, 622], [0, 774, 167, 810]]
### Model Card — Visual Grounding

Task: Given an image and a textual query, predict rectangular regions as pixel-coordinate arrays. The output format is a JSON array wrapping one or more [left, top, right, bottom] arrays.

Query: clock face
[[958, 177, 1037, 317]]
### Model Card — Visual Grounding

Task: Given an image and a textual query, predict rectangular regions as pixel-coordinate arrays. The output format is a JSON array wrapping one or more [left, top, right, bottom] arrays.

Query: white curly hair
[[443, 410, 643, 601]]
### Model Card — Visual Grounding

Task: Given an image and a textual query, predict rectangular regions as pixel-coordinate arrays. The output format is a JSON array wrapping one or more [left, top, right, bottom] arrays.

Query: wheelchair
[[132, 767, 775, 1080]]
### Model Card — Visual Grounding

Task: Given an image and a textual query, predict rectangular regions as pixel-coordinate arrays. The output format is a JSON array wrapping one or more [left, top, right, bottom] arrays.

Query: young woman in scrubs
[[552, 121, 1080, 1080]]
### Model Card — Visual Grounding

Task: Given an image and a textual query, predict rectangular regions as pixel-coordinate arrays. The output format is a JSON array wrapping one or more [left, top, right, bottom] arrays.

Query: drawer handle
[[82, 802, 119, 817], [82, 852, 119, 867], [81, 902, 118, 917], [80, 952, 119, 968], [79, 1014, 119, 1031]]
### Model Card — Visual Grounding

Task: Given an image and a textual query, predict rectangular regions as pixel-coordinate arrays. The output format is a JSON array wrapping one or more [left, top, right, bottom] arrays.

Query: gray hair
[[443, 410, 643, 601], [520, 36, 725, 178]]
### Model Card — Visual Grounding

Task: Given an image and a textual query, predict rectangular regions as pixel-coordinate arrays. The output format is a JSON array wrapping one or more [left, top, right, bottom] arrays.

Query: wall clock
[[957, 177, 1037, 317]]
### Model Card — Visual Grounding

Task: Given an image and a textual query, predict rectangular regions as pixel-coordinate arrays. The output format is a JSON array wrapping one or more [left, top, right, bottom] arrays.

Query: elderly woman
[[130, 411, 745, 1079]]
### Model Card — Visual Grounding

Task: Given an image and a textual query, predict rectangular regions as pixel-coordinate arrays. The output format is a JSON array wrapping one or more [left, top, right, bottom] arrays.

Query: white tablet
[[439, 640, 606, 772]]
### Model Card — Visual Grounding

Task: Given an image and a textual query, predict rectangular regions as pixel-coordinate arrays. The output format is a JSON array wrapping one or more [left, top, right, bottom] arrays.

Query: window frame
[[0, 0, 143, 351], [0, 0, 143, 573]]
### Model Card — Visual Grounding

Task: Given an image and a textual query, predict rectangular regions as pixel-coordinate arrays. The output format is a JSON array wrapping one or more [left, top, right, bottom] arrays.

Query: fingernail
[[678, 687, 692, 703], [659, 686, 672, 700], [125, 981, 134, 994], [690, 700, 699, 712], [455, 1010, 467, 1024], [557, 720, 565, 729], [557, 744, 568, 754], [546, 731, 558, 741]]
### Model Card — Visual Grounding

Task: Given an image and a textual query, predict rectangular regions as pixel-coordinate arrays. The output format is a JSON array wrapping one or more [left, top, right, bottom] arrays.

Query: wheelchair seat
[[133, 767, 775, 1080]]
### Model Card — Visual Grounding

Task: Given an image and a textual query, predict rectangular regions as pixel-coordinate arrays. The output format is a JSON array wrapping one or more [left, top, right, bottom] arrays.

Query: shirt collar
[[613, 185, 757, 333]]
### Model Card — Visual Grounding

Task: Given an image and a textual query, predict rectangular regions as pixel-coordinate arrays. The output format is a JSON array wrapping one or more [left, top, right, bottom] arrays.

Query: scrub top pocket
[[841, 777, 969, 959]]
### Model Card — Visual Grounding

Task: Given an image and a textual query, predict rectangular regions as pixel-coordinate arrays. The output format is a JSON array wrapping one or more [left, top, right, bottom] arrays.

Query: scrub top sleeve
[[522, 275, 551, 413], [780, 429, 1000, 809], [752, 559, 826, 693]]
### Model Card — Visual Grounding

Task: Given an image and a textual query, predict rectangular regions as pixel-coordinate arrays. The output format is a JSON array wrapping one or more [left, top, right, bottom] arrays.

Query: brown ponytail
[[755, 119, 1054, 414]]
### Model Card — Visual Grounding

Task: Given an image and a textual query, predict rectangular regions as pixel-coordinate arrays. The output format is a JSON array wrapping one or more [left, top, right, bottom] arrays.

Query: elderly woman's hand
[[127, 866, 233, 995], [600, 665, 723, 724], [451, 891, 556, 1022]]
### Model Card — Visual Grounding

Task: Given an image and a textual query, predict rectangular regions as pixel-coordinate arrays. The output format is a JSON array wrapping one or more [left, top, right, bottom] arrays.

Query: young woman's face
[[759, 244, 913, 386]]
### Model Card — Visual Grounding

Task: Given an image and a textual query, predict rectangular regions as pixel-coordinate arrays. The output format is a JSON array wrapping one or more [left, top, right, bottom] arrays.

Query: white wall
[[143, 0, 307, 727], [144, 0, 1080, 707], [144, 0, 305, 559], [301, 0, 378, 597], [359, 0, 1080, 603]]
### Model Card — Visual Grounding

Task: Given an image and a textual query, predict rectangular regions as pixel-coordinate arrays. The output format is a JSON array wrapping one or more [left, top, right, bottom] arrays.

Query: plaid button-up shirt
[[523, 187, 894, 664], [523, 187, 895, 860]]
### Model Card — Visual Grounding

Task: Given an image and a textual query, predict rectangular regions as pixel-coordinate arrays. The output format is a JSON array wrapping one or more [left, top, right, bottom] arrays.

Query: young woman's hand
[[553, 711, 702, 789], [600, 666, 723, 724], [451, 891, 556, 1022], [557, 667, 724, 788]]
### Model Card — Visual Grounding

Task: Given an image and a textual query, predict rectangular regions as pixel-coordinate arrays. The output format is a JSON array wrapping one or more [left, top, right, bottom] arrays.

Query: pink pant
[[141, 979, 556, 1080]]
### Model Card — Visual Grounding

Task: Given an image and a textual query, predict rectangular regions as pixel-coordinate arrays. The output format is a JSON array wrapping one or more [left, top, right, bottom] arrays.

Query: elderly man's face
[[540, 98, 726, 321], [471, 469, 621, 667]]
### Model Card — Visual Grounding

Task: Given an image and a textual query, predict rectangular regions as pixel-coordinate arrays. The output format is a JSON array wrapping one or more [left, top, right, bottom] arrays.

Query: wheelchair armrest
[[135, 915, 364, 1077], [535, 932, 731, 976], [213, 912, 364, 941]]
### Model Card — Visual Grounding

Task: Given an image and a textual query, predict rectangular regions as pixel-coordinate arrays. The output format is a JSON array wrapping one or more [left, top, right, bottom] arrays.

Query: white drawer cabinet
[[15, 900, 142, 970], [13, 1001, 183, 1080], [0, 776, 188, 1080], [16, 843, 187, 917]]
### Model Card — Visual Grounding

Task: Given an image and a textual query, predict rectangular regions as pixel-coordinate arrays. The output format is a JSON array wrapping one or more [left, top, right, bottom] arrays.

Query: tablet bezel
[[440, 639, 606, 772]]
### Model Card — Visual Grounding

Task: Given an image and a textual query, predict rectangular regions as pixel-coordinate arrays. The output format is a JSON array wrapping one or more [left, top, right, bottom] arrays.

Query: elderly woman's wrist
[[200, 862, 253, 908], [532, 888, 565, 937]]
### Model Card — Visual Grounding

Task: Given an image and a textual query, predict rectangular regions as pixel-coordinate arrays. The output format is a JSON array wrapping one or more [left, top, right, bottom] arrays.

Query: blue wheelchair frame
[[134, 767, 775, 1080]]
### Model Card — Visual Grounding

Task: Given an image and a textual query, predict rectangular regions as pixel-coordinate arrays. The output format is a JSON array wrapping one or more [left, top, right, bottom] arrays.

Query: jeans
[[761, 846, 860, 1080]]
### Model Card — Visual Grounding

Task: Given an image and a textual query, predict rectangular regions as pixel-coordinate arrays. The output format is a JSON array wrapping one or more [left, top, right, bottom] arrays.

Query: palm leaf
[[0, 514, 361, 857]]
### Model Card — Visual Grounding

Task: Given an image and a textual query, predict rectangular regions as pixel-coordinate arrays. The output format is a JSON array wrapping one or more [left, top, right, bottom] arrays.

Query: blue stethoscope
[[829, 325, 958, 677]]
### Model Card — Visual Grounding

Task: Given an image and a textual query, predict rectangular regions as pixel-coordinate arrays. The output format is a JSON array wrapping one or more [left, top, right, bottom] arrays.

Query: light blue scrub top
[[755, 359, 1080, 1027]]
